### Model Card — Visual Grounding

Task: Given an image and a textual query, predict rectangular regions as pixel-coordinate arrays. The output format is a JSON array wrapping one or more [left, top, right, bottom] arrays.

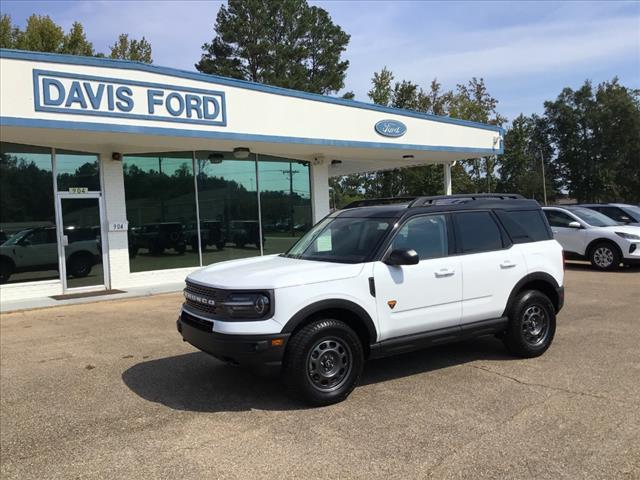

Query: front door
[[57, 195, 106, 291], [373, 214, 462, 341]]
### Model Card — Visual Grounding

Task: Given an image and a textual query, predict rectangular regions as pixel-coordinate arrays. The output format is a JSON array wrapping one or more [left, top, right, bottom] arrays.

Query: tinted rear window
[[453, 211, 503, 253], [495, 210, 551, 243]]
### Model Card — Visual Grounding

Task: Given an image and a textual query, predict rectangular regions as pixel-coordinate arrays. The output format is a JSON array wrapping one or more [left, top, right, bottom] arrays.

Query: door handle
[[435, 268, 455, 278], [500, 261, 516, 269]]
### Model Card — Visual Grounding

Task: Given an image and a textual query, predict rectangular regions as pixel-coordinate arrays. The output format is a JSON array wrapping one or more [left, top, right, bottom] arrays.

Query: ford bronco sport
[[177, 194, 565, 405]]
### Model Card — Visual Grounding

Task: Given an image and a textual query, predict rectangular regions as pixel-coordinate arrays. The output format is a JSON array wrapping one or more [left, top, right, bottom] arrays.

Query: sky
[[2, 0, 639, 122]]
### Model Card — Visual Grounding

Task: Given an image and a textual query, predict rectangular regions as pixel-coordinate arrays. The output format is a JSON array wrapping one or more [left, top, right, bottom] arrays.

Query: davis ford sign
[[374, 119, 407, 138], [32, 69, 227, 126]]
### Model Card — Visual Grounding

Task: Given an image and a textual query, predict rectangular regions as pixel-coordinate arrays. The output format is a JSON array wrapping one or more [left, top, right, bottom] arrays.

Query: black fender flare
[[502, 272, 562, 316], [281, 299, 377, 343]]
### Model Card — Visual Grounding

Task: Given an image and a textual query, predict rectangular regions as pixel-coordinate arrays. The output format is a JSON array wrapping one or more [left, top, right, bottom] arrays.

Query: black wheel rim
[[521, 305, 549, 346], [307, 336, 352, 392]]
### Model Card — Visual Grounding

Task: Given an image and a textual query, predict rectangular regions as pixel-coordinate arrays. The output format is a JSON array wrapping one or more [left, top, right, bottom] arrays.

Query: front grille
[[184, 280, 227, 315], [181, 311, 214, 332]]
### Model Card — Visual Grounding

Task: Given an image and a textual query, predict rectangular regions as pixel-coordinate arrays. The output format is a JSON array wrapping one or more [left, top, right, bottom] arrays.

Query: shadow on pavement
[[122, 336, 513, 412]]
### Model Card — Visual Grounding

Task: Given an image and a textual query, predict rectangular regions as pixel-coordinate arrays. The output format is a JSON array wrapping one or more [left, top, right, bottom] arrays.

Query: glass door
[[58, 196, 106, 291]]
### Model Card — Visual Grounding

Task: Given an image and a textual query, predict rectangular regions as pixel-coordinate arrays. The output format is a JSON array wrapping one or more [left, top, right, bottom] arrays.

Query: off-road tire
[[503, 290, 556, 358], [283, 319, 364, 406]]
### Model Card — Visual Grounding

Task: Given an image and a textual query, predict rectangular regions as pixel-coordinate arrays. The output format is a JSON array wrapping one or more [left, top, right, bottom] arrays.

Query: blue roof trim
[[1, 48, 503, 134], [0, 116, 504, 155]]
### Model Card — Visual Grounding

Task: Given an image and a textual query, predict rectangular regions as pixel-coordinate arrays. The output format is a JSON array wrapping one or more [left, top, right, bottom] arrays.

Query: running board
[[369, 317, 509, 359]]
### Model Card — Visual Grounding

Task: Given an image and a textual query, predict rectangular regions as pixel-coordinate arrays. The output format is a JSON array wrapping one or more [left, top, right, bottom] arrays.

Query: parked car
[[580, 203, 640, 227], [185, 220, 226, 252], [178, 194, 565, 406], [229, 220, 263, 248], [134, 222, 186, 255], [542, 206, 640, 270], [0, 226, 100, 283]]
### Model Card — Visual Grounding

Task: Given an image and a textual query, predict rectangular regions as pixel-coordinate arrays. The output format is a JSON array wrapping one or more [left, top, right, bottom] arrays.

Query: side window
[[543, 210, 575, 228], [495, 210, 551, 243], [599, 207, 627, 222], [453, 211, 503, 254], [391, 215, 448, 260], [25, 229, 50, 245]]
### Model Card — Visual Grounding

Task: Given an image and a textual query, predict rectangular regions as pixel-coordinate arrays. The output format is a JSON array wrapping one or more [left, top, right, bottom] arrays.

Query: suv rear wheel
[[503, 290, 556, 358], [589, 241, 621, 271], [283, 319, 364, 406]]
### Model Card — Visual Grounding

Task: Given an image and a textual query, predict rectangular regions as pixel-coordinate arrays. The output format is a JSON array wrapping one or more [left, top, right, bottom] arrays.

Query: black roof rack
[[343, 197, 416, 209], [409, 193, 524, 207]]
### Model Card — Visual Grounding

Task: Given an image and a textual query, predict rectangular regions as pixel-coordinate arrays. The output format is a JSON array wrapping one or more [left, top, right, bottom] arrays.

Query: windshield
[[1, 229, 30, 246], [283, 217, 394, 263], [569, 207, 619, 227]]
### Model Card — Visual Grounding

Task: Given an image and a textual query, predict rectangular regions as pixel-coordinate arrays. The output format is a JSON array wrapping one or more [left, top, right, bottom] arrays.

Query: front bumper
[[177, 311, 289, 367]]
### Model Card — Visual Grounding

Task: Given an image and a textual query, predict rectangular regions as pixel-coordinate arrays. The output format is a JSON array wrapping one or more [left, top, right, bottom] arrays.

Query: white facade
[[0, 49, 503, 302]]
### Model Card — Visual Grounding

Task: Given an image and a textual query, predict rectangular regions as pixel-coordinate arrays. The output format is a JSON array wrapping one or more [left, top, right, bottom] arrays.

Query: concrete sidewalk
[[0, 282, 185, 313]]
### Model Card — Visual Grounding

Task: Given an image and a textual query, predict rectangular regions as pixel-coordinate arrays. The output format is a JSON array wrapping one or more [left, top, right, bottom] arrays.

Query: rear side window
[[453, 211, 503, 254], [495, 210, 551, 243]]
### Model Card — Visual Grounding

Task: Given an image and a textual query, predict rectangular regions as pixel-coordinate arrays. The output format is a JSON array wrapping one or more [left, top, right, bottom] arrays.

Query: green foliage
[[61, 22, 94, 56], [109, 33, 153, 63], [0, 14, 20, 48], [16, 14, 65, 52], [196, 0, 350, 95], [544, 79, 640, 202]]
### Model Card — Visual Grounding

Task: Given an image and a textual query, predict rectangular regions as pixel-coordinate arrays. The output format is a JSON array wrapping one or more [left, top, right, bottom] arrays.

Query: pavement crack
[[469, 364, 636, 406]]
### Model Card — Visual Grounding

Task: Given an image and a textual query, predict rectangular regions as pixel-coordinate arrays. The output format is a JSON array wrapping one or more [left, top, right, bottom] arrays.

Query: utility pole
[[539, 149, 548, 206]]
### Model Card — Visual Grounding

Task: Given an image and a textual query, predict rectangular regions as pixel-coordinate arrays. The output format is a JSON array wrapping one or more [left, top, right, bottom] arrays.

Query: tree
[[61, 22, 93, 56], [16, 14, 65, 52], [544, 79, 640, 202], [0, 14, 19, 48], [196, 0, 350, 95], [109, 33, 152, 63]]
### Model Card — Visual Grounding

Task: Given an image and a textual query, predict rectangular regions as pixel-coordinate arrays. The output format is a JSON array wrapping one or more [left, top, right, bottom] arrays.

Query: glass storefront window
[[195, 151, 261, 265], [0, 143, 58, 284], [258, 156, 312, 255], [56, 149, 100, 192], [124, 152, 198, 272]]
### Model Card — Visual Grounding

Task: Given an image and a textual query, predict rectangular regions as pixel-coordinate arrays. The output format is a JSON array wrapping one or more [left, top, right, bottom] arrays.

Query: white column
[[310, 159, 330, 223], [443, 162, 452, 196], [99, 151, 130, 289]]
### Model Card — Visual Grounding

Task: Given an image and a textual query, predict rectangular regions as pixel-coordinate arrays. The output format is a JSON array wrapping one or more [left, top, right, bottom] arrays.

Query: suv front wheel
[[283, 319, 364, 406], [503, 290, 556, 358]]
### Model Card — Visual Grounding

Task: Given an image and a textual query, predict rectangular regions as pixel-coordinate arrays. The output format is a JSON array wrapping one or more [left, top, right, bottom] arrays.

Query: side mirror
[[568, 221, 582, 229], [385, 249, 419, 266]]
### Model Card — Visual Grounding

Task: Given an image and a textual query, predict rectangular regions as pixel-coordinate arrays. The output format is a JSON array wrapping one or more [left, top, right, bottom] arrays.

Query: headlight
[[615, 232, 640, 240], [221, 292, 272, 319]]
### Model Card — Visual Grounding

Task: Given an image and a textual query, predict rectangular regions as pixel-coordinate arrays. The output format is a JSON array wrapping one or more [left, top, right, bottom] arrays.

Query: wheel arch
[[0, 255, 16, 269], [585, 237, 622, 258], [502, 272, 562, 315], [281, 299, 377, 357]]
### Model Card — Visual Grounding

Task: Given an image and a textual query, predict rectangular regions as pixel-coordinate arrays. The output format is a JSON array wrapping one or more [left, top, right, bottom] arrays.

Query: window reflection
[[124, 153, 198, 272], [0, 143, 59, 284], [258, 156, 312, 255], [56, 149, 100, 192], [195, 151, 261, 265]]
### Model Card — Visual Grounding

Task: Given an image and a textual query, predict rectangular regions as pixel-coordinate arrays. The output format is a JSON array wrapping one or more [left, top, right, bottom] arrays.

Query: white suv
[[178, 194, 565, 405], [542, 206, 640, 270]]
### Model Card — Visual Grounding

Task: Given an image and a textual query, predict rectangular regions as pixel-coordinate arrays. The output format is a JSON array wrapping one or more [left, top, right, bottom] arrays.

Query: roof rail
[[342, 197, 416, 209], [409, 193, 524, 207]]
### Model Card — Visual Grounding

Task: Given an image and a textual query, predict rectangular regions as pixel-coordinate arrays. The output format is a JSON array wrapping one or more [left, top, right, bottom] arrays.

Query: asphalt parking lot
[[1, 263, 639, 479]]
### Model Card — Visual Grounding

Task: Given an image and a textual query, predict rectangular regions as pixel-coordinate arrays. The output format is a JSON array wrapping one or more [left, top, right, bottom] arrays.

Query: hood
[[600, 225, 640, 236], [187, 254, 365, 289]]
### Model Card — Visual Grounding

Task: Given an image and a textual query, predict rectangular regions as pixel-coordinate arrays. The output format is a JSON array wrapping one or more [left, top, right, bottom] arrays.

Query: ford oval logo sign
[[375, 119, 407, 138]]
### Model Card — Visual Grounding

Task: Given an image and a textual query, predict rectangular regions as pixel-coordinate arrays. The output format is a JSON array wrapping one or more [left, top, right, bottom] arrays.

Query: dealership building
[[0, 49, 503, 302]]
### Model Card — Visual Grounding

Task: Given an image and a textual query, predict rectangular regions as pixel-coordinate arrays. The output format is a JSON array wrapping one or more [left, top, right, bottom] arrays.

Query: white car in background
[[542, 206, 640, 270]]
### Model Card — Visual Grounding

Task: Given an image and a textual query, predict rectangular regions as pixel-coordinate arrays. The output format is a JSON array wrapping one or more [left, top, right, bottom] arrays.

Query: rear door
[[452, 211, 527, 324], [373, 214, 462, 340]]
